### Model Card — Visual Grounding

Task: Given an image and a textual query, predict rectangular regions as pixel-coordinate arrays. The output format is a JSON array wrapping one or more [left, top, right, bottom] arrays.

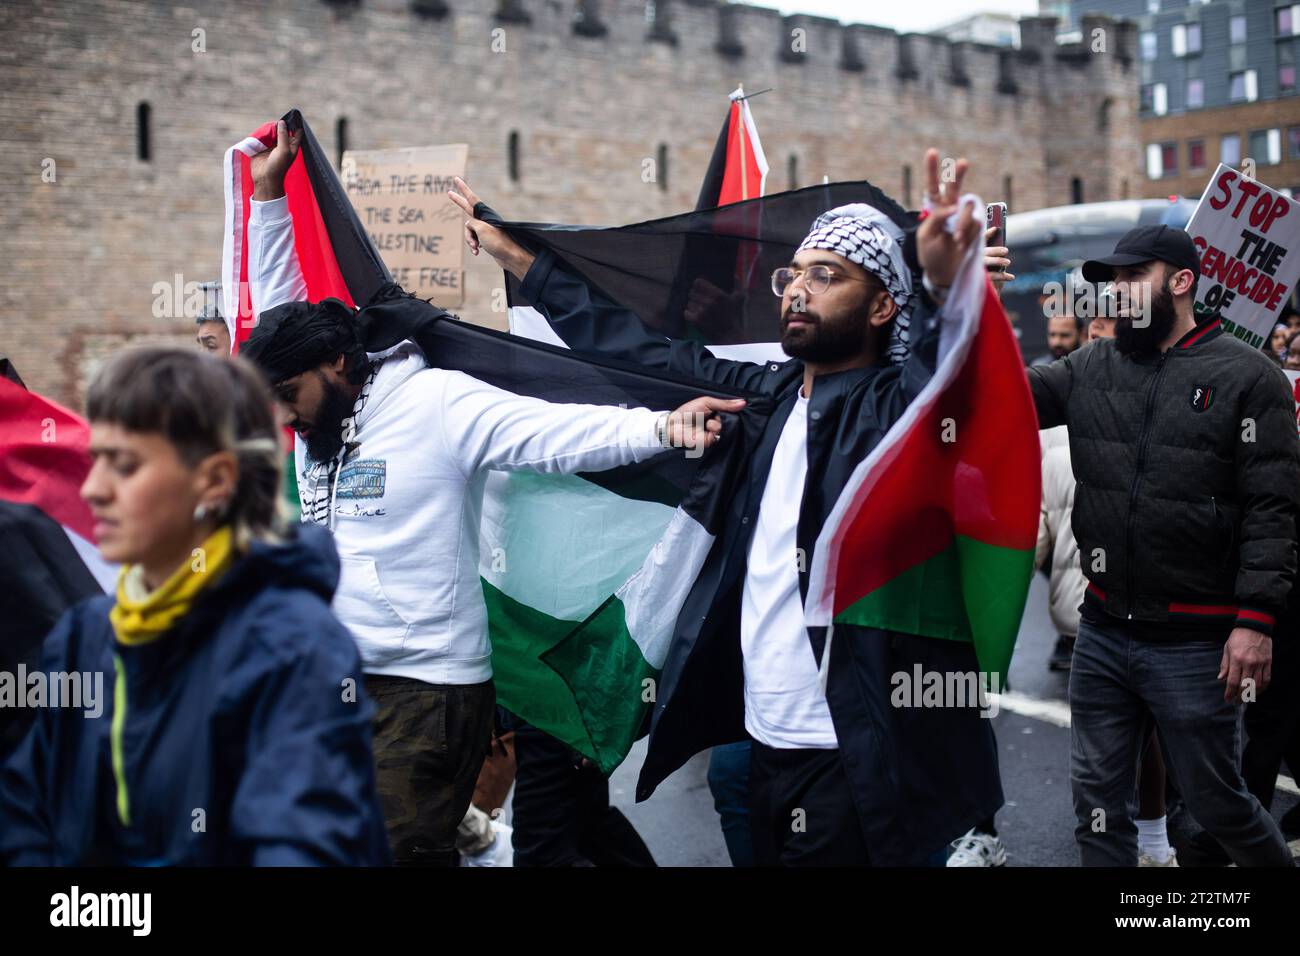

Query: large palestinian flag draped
[[223, 111, 767, 773], [804, 204, 1040, 682]]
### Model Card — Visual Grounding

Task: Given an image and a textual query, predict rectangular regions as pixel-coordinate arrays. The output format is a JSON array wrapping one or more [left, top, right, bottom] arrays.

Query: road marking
[[991, 691, 1299, 798], [990, 691, 1071, 728]]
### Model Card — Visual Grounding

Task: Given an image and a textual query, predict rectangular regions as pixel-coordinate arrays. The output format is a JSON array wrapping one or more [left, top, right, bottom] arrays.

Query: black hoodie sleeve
[[1232, 362, 1300, 635]]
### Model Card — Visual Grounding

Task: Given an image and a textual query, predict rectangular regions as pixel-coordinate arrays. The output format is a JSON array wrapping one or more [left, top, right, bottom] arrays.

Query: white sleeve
[[248, 195, 309, 319], [436, 370, 669, 478]]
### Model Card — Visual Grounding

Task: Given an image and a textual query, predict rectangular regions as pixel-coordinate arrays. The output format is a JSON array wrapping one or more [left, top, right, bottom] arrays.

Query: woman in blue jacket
[[0, 347, 390, 865]]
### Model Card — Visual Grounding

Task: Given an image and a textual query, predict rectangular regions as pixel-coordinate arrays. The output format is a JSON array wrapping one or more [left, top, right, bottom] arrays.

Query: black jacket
[[1028, 318, 1300, 636], [519, 248, 1003, 865]]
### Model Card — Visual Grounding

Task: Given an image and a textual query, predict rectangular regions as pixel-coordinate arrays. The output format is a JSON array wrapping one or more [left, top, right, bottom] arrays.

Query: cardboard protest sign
[[1186, 164, 1299, 349], [342, 144, 469, 307]]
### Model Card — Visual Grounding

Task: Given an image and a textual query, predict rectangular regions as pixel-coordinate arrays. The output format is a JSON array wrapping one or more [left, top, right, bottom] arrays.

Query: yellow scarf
[[108, 525, 236, 645]]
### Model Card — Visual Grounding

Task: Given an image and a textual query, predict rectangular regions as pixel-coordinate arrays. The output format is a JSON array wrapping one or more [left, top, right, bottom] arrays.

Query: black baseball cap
[[1081, 224, 1201, 284]]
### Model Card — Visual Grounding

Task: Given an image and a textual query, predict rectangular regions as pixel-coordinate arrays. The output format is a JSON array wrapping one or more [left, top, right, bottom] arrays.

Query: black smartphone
[[986, 202, 1007, 272]]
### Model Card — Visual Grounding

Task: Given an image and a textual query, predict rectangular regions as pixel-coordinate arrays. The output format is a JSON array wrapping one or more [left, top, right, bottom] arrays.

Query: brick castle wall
[[0, 0, 1142, 405]]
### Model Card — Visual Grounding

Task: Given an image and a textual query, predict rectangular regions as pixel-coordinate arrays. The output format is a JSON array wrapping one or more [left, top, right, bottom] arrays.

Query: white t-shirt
[[740, 391, 838, 749]]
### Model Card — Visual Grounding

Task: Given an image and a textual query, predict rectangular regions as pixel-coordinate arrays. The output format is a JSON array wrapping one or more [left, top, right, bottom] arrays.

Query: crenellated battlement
[[343, 1, 1138, 98], [0, 0, 1145, 404]]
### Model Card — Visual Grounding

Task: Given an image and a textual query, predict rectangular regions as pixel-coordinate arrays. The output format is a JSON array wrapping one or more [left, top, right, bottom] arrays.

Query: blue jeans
[[1069, 616, 1293, 867], [707, 742, 753, 867]]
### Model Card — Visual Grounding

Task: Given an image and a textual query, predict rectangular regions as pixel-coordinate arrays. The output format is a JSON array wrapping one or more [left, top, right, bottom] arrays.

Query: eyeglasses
[[771, 265, 878, 297]]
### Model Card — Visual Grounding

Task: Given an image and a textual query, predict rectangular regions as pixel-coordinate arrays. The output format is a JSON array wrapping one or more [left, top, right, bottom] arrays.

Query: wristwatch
[[922, 273, 951, 306], [656, 412, 673, 449]]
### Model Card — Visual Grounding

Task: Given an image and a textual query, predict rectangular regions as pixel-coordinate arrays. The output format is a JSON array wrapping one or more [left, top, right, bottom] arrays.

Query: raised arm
[[447, 179, 776, 393], [247, 120, 308, 319]]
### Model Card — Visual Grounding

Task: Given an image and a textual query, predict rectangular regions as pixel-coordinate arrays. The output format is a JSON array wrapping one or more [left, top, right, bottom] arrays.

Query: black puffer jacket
[[1029, 318, 1300, 636]]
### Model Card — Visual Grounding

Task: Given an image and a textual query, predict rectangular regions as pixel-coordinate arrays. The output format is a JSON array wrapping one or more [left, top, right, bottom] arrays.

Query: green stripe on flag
[[833, 535, 1033, 680], [542, 594, 658, 775], [483, 577, 595, 758]]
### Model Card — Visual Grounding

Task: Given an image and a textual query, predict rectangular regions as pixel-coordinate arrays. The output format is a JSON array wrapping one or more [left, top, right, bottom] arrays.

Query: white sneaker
[[460, 822, 514, 867], [1138, 848, 1178, 867], [946, 828, 1008, 867]]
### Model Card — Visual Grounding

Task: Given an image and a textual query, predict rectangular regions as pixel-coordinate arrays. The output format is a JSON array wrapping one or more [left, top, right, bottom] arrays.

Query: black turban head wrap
[[241, 298, 362, 385]]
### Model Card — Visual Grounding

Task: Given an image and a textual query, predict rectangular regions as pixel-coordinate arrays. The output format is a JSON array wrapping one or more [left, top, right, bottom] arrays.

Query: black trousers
[[510, 722, 656, 867], [748, 740, 871, 866], [1244, 620, 1300, 812]]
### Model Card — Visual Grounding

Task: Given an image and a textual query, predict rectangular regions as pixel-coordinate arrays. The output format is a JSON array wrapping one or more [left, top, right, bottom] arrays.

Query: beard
[[302, 374, 356, 463], [780, 308, 873, 364], [1114, 278, 1177, 356]]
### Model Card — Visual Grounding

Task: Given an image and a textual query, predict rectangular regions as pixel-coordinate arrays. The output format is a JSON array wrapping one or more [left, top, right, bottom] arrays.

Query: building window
[[1229, 70, 1258, 102], [1171, 23, 1201, 57], [1071, 177, 1084, 205], [1250, 128, 1283, 165], [788, 154, 799, 191], [1282, 65, 1298, 93], [1290, 126, 1300, 159], [656, 143, 668, 193], [1278, 5, 1300, 36], [1140, 31, 1157, 60], [335, 117, 348, 170], [1147, 0, 1159, 13], [507, 130, 520, 182], [902, 164, 912, 207], [1189, 139, 1206, 170], [136, 101, 151, 162], [1187, 78, 1204, 108], [1146, 142, 1178, 179], [1221, 133, 1241, 167], [1141, 83, 1167, 114], [1003, 174, 1013, 210], [1230, 15, 1246, 44]]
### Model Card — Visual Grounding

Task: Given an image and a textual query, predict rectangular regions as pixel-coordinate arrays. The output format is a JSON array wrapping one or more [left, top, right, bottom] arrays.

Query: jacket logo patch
[[1189, 385, 1215, 412], [336, 459, 386, 499]]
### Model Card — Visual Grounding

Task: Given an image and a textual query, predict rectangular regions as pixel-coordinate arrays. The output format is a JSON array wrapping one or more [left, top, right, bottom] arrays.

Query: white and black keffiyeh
[[302, 360, 383, 528], [797, 203, 914, 365]]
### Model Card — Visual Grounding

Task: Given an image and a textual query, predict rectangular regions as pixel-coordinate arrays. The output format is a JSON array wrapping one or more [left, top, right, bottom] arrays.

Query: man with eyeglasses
[[450, 150, 1006, 866]]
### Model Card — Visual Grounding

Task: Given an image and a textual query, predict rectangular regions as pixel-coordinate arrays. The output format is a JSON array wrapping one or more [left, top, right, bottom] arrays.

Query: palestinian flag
[[225, 111, 766, 773], [804, 208, 1040, 683], [221, 109, 390, 351], [489, 177, 909, 348], [695, 86, 769, 209], [0, 365, 115, 749]]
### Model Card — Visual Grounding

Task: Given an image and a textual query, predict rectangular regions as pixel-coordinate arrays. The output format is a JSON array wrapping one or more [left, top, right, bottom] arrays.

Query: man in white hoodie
[[241, 122, 741, 866]]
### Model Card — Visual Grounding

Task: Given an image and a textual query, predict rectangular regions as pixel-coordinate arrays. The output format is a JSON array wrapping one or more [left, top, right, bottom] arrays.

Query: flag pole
[[736, 83, 748, 201]]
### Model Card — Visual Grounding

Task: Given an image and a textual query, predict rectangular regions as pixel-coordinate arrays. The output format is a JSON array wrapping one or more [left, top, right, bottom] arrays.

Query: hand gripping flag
[[804, 199, 1041, 685]]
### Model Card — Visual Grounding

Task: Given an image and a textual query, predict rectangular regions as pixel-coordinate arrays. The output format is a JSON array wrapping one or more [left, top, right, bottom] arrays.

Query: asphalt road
[[606, 574, 1300, 866]]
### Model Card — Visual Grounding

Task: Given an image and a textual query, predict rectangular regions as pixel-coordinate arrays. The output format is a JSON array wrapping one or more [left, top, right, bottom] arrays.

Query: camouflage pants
[[364, 676, 496, 866]]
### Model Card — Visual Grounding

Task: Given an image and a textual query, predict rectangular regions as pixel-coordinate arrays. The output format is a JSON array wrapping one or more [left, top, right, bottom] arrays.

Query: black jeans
[[510, 722, 656, 867], [748, 741, 870, 866], [364, 676, 496, 866], [1069, 618, 1293, 867]]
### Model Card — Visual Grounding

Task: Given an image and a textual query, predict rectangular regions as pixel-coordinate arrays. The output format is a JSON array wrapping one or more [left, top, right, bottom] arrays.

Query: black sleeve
[[518, 249, 777, 394], [1232, 363, 1300, 634]]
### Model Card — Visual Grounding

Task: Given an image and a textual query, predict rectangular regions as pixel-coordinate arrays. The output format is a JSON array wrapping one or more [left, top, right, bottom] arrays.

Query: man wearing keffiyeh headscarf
[[451, 149, 1009, 868]]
